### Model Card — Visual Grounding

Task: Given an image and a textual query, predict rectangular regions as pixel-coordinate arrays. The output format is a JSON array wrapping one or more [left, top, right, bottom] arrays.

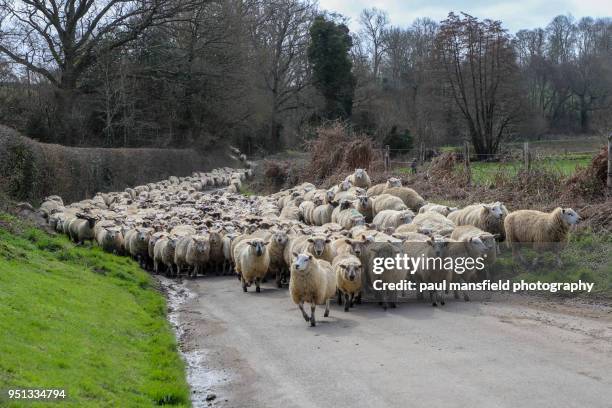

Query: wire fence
[[376, 138, 606, 185]]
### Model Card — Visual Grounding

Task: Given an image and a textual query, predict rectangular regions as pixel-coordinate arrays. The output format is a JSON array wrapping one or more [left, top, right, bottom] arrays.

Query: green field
[[0, 215, 190, 407], [469, 154, 592, 185]]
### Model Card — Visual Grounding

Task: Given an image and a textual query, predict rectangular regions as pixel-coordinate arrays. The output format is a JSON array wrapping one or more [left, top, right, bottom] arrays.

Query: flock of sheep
[[38, 166, 581, 327]]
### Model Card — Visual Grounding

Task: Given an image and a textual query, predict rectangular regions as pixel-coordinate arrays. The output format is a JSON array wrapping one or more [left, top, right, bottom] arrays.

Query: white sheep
[[372, 209, 415, 232], [333, 254, 363, 312], [289, 252, 336, 327], [234, 238, 270, 292], [504, 207, 580, 267], [371, 194, 408, 216]]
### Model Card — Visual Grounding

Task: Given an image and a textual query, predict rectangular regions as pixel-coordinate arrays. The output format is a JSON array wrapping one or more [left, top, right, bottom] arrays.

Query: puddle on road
[[158, 276, 230, 407]]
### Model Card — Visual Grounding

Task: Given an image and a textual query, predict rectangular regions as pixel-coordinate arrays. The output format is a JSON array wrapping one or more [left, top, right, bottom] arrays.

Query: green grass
[[469, 154, 591, 185], [0, 214, 190, 407], [495, 230, 612, 296]]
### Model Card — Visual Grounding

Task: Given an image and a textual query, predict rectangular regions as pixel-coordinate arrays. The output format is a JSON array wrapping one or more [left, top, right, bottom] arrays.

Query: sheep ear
[[562, 208, 566, 214], [308, 254, 313, 260], [427, 239, 434, 246], [325, 238, 331, 243], [493, 234, 501, 239], [292, 251, 299, 258], [344, 239, 352, 245], [307, 238, 314, 243]]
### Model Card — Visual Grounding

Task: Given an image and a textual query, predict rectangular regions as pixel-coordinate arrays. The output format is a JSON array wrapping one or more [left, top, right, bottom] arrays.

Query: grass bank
[[0, 214, 190, 407]]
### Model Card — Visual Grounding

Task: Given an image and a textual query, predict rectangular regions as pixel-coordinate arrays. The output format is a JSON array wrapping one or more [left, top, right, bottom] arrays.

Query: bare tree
[[359, 7, 389, 79], [436, 13, 522, 157]]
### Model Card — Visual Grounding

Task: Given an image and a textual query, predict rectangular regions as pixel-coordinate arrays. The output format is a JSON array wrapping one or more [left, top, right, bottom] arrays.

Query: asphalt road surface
[[165, 276, 612, 408]]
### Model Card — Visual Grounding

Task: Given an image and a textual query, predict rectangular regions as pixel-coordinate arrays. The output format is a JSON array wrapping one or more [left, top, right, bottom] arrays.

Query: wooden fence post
[[384, 145, 390, 173], [607, 133, 612, 198], [524, 142, 530, 171], [464, 141, 471, 186]]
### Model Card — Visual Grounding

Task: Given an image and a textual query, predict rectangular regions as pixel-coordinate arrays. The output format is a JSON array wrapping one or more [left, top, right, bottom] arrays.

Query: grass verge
[[0, 214, 190, 407]]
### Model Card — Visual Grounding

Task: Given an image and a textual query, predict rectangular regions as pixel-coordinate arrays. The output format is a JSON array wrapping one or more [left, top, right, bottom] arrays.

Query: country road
[[162, 276, 612, 408]]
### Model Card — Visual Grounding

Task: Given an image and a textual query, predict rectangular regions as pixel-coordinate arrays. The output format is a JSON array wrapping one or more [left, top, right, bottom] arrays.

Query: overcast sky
[[318, 0, 612, 33]]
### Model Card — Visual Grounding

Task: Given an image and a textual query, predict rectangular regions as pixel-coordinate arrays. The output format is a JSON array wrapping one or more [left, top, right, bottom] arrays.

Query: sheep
[[67, 213, 97, 244], [382, 187, 426, 212], [267, 230, 290, 288], [299, 200, 318, 224], [149, 232, 168, 262], [330, 236, 371, 258], [125, 227, 153, 268], [280, 204, 301, 221], [451, 225, 499, 269], [98, 227, 124, 255], [448, 203, 506, 237], [366, 177, 402, 196], [336, 208, 366, 230], [396, 212, 455, 236], [207, 229, 225, 274], [419, 203, 458, 217], [372, 209, 415, 232], [404, 237, 451, 306], [371, 194, 408, 217], [504, 207, 580, 267], [284, 234, 333, 265], [333, 254, 363, 312], [345, 168, 371, 188], [355, 195, 374, 222], [312, 203, 335, 226], [359, 241, 406, 310], [154, 235, 179, 276], [443, 237, 489, 302], [289, 252, 336, 326], [331, 199, 354, 224], [40, 197, 64, 219], [222, 233, 239, 274], [234, 239, 270, 292], [175, 235, 211, 277]]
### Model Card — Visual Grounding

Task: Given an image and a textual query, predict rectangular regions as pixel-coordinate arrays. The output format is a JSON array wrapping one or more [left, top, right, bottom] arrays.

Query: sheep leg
[[430, 291, 437, 307], [337, 290, 343, 306], [355, 292, 362, 304], [344, 293, 350, 312], [242, 277, 248, 292], [310, 304, 317, 327], [255, 278, 261, 293], [324, 299, 330, 317], [298, 302, 310, 322], [349, 293, 356, 308], [276, 270, 283, 288]]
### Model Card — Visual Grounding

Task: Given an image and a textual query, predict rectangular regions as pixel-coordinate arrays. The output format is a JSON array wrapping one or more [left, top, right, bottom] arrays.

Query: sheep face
[[358, 195, 370, 208], [292, 253, 313, 272], [387, 178, 401, 188], [272, 231, 289, 247], [399, 211, 414, 224], [347, 238, 369, 256], [354, 169, 366, 180], [483, 204, 504, 219], [339, 199, 352, 210], [468, 237, 488, 254], [167, 237, 178, 249], [340, 180, 352, 191], [248, 239, 269, 256], [194, 237, 210, 254], [325, 190, 335, 203], [340, 262, 362, 282], [427, 237, 448, 257], [561, 208, 580, 225], [307, 236, 330, 257], [351, 215, 366, 227]]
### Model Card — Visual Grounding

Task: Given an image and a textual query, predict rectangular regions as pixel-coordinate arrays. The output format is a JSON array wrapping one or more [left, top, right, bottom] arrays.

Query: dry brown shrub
[[427, 152, 470, 186], [304, 122, 378, 184], [565, 146, 608, 199]]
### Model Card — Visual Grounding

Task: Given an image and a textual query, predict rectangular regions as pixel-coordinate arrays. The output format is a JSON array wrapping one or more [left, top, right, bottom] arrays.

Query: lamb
[[345, 168, 372, 188], [419, 203, 458, 217], [289, 252, 336, 326], [448, 203, 506, 237], [396, 212, 455, 236], [371, 194, 408, 217], [504, 207, 580, 267], [443, 238, 489, 301], [333, 254, 363, 312], [207, 229, 225, 274], [404, 237, 451, 306], [234, 239, 270, 292], [372, 209, 415, 232], [366, 177, 402, 196], [451, 225, 499, 275], [148, 232, 168, 262], [382, 187, 426, 212]]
